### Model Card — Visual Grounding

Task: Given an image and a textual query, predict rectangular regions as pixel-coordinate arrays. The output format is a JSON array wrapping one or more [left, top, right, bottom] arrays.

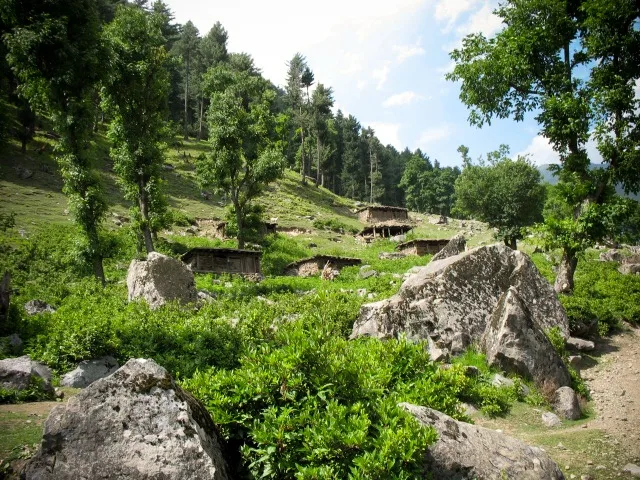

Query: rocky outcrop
[[25, 358, 230, 480], [599, 249, 622, 262], [401, 403, 565, 479], [127, 252, 197, 309], [0, 355, 53, 394], [24, 300, 56, 315], [351, 244, 569, 360], [60, 356, 119, 388], [552, 386, 582, 420], [431, 234, 466, 262], [482, 288, 571, 390]]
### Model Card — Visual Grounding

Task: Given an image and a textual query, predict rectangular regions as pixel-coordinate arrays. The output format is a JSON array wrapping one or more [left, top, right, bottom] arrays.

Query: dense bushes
[[183, 321, 512, 479]]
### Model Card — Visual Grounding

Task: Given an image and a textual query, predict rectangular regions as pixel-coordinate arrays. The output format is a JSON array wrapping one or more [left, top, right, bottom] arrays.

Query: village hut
[[396, 238, 450, 256], [356, 223, 413, 242], [285, 255, 362, 277], [262, 222, 277, 235], [182, 247, 261, 275], [356, 205, 409, 224]]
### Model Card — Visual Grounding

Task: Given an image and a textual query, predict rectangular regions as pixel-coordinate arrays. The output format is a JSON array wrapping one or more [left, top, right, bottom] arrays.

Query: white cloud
[[372, 64, 390, 90], [517, 134, 604, 166], [635, 78, 640, 98], [357, 80, 367, 90], [436, 61, 456, 75], [341, 52, 362, 76], [382, 91, 426, 108], [365, 122, 402, 149], [417, 125, 454, 148], [435, 0, 478, 31], [392, 40, 426, 63], [456, 2, 503, 38], [332, 102, 349, 117]]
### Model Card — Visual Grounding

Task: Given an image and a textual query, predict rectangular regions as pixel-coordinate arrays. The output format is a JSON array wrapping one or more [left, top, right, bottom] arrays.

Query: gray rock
[[0, 355, 53, 394], [378, 251, 407, 260], [431, 234, 466, 262], [127, 252, 197, 309], [197, 290, 216, 302], [542, 412, 562, 427], [25, 358, 230, 480], [619, 263, 640, 275], [568, 355, 582, 368], [401, 403, 565, 479], [599, 249, 622, 262], [552, 386, 582, 420], [567, 337, 595, 352], [24, 300, 56, 315], [61, 356, 119, 388], [0, 333, 23, 356], [351, 244, 569, 361], [492, 373, 515, 388], [482, 288, 571, 390], [622, 464, 640, 477], [359, 265, 378, 279]]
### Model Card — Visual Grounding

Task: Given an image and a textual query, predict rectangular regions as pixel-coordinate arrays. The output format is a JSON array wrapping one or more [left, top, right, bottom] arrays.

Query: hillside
[[538, 164, 640, 201]]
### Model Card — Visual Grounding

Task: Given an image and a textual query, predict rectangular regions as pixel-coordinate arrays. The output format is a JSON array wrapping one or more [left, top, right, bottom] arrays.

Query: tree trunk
[[138, 178, 154, 253], [87, 224, 105, 287], [554, 248, 578, 294], [235, 205, 245, 249], [197, 92, 204, 141], [316, 136, 321, 186], [300, 127, 306, 185], [184, 55, 189, 140]]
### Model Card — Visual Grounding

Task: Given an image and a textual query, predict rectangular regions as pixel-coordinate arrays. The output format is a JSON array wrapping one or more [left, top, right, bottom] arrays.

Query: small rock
[[491, 373, 515, 388], [24, 300, 56, 316], [622, 464, 640, 477], [567, 337, 595, 352], [359, 265, 378, 279], [552, 386, 582, 420], [568, 355, 582, 368], [542, 412, 562, 427], [556, 442, 566, 450]]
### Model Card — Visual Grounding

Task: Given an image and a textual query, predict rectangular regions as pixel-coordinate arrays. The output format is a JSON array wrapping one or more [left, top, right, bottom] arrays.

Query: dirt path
[[580, 324, 640, 461]]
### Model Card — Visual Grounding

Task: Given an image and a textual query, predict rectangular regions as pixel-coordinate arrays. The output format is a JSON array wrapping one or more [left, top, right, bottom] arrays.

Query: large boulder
[[25, 358, 230, 480], [431, 234, 466, 262], [24, 300, 56, 316], [0, 355, 53, 395], [60, 356, 119, 388], [401, 403, 565, 479], [351, 244, 569, 359], [127, 252, 197, 309], [482, 287, 571, 390], [552, 386, 582, 420]]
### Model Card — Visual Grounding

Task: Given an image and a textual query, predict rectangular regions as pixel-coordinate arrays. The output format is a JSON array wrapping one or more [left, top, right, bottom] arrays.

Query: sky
[[162, 0, 629, 168]]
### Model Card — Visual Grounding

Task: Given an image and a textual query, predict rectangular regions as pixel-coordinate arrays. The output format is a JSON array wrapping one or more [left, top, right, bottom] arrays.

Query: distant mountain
[[537, 164, 640, 201]]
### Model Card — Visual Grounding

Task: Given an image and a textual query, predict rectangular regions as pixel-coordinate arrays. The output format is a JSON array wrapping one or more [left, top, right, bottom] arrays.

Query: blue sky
[[163, 0, 631, 168]]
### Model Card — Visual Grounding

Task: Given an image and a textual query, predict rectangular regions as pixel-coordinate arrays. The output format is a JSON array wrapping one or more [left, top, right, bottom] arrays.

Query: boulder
[[566, 337, 595, 352], [127, 252, 197, 309], [541, 412, 562, 427], [359, 265, 378, 279], [622, 464, 640, 478], [619, 263, 640, 275], [401, 403, 565, 479], [431, 234, 466, 262], [24, 300, 56, 315], [0, 334, 23, 356], [552, 386, 582, 420], [351, 244, 569, 360], [378, 251, 407, 260], [482, 288, 571, 390], [60, 356, 119, 388], [25, 358, 230, 480], [0, 355, 53, 394]]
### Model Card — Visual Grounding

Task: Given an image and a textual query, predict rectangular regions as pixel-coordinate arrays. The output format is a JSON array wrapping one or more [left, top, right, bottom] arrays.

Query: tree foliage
[[197, 65, 285, 248], [447, 0, 640, 291], [453, 145, 545, 249], [4, 0, 108, 284], [102, 5, 170, 253]]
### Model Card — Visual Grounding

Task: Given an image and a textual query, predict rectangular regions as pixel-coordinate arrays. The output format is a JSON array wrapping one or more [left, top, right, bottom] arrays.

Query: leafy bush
[[0, 376, 54, 404], [312, 217, 358, 234], [261, 235, 311, 276]]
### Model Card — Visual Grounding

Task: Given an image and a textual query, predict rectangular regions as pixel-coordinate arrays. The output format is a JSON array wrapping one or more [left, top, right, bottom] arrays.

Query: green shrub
[[312, 218, 358, 235], [0, 376, 54, 404]]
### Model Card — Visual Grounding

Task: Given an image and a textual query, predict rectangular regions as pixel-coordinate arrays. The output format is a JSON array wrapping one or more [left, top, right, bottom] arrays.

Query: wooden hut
[[182, 248, 261, 275], [356, 205, 409, 224], [285, 255, 362, 277], [396, 238, 450, 256], [356, 223, 413, 242], [262, 222, 277, 235]]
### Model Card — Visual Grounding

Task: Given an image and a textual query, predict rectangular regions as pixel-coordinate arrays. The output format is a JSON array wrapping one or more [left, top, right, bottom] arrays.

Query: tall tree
[[197, 65, 285, 248], [5, 0, 108, 284], [174, 20, 200, 139], [452, 145, 545, 249], [310, 83, 334, 186], [447, 0, 640, 293], [285, 53, 309, 184], [102, 5, 170, 253]]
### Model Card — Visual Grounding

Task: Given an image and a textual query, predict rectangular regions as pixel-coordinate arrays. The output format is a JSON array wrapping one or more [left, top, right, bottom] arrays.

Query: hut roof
[[285, 255, 362, 270], [182, 247, 262, 262], [355, 205, 409, 214], [395, 238, 449, 250]]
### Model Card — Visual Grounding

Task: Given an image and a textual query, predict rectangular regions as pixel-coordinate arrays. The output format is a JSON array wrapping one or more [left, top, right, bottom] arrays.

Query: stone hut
[[195, 219, 227, 240], [285, 255, 361, 277], [182, 248, 261, 275], [357, 205, 409, 224], [396, 238, 450, 256]]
